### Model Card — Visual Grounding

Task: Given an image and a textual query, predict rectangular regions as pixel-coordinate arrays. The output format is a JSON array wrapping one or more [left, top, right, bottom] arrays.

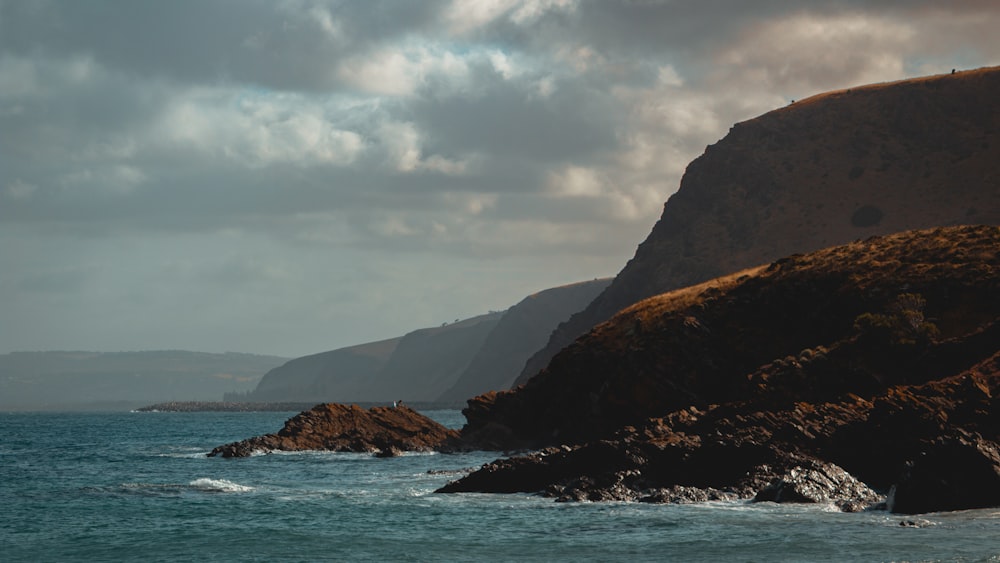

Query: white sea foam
[[189, 477, 254, 493]]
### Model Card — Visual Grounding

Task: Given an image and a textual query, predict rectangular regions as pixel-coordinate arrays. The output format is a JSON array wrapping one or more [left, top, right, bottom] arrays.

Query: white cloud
[[548, 165, 604, 198], [337, 46, 471, 97], [158, 90, 365, 167], [445, 0, 578, 34], [377, 120, 468, 174], [714, 12, 915, 95]]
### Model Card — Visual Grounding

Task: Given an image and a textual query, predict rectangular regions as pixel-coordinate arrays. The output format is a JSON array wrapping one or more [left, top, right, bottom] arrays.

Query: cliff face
[[518, 67, 1000, 385], [437, 278, 611, 403], [449, 226, 1000, 513]]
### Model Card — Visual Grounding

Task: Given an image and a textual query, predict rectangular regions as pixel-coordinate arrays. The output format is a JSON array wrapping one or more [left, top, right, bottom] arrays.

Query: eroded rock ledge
[[439, 351, 1000, 513], [208, 403, 458, 458]]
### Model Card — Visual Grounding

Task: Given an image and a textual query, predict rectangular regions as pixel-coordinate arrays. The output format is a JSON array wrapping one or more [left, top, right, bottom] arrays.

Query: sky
[[2, 1, 999, 359]]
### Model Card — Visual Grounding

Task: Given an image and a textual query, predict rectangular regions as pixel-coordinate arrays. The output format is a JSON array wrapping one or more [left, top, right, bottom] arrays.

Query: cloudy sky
[[2, 1, 998, 358]]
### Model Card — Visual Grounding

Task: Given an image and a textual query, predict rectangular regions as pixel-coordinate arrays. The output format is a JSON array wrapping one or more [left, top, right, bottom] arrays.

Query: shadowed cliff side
[[518, 66, 1000, 386]]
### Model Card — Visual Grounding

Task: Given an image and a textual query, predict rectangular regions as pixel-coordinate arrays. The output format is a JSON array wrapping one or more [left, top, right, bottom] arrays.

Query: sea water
[[2, 411, 999, 562]]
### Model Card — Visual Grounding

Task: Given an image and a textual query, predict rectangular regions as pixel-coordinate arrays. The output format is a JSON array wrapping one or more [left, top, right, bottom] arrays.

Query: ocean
[[2, 410, 999, 562]]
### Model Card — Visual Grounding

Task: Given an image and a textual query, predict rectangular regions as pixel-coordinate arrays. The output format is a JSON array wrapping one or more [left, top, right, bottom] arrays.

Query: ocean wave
[[188, 477, 255, 493]]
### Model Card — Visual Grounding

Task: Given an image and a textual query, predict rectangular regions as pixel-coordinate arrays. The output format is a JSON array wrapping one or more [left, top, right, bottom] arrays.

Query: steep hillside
[[518, 66, 1000, 385], [0, 350, 288, 410], [437, 278, 611, 403]]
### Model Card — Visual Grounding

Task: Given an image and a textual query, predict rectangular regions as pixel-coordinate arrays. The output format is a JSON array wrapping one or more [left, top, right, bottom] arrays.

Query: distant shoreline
[[134, 401, 466, 412]]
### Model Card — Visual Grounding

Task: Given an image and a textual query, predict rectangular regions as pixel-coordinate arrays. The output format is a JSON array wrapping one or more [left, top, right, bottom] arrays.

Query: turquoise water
[[2, 411, 999, 562]]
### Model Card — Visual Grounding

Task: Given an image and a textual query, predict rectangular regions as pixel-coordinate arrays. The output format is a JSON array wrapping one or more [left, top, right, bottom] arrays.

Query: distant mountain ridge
[[518, 66, 1000, 385], [0, 350, 288, 411], [247, 278, 611, 404]]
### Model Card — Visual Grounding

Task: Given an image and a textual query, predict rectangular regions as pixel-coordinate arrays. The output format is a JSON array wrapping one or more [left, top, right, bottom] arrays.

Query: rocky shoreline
[[435, 227, 1000, 514], [206, 227, 1000, 514]]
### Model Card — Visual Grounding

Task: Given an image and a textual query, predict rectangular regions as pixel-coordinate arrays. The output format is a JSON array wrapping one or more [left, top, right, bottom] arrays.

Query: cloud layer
[[2, 1, 998, 356]]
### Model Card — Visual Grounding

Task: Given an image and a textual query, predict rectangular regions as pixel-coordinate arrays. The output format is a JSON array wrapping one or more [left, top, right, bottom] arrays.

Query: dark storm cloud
[[0, 0, 447, 91]]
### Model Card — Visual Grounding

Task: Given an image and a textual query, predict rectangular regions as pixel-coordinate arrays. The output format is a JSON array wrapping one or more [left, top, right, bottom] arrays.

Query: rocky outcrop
[[443, 349, 1000, 513], [443, 226, 1000, 513], [518, 66, 1000, 386], [208, 403, 458, 458]]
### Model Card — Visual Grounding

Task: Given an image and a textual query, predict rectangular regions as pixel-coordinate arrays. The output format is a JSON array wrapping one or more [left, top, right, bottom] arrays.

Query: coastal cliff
[[519, 66, 1000, 386], [445, 226, 1000, 513]]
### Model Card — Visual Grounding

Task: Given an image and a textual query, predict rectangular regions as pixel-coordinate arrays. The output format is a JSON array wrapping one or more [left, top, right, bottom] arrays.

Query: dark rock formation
[[518, 66, 1000, 387], [208, 403, 458, 458], [442, 226, 1000, 513]]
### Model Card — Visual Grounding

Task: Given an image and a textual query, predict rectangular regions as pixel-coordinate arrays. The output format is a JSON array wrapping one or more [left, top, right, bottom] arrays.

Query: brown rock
[[208, 403, 458, 458]]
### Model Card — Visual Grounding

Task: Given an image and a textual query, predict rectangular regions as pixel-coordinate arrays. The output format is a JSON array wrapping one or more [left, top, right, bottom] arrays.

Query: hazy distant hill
[[0, 350, 288, 411], [438, 278, 611, 403], [364, 313, 505, 402], [244, 338, 400, 403], [247, 279, 612, 404], [518, 66, 1000, 385]]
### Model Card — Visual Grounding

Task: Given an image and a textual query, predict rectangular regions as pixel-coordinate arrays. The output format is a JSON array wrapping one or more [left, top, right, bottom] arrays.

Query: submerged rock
[[208, 403, 458, 458]]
